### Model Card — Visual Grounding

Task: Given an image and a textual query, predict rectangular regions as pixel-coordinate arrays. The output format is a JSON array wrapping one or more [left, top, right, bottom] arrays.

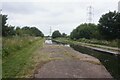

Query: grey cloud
[[2, 2, 49, 14], [2, 0, 119, 36]]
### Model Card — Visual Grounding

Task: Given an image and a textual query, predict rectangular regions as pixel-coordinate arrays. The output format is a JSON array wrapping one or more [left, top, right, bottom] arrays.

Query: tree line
[[1, 15, 44, 37], [52, 30, 67, 38], [52, 11, 120, 40], [1, 11, 120, 40]]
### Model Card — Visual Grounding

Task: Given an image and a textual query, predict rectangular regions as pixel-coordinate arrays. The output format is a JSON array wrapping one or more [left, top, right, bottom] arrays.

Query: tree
[[16, 27, 23, 36], [70, 29, 79, 40], [30, 27, 44, 37], [52, 30, 61, 38], [16, 26, 44, 37], [70, 23, 100, 40], [2, 15, 8, 36], [61, 33, 67, 37], [98, 11, 120, 40], [2, 15, 16, 36]]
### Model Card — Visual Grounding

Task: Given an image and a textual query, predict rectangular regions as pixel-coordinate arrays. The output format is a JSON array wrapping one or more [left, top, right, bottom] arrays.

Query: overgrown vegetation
[[2, 37, 40, 57], [3, 37, 44, 78]]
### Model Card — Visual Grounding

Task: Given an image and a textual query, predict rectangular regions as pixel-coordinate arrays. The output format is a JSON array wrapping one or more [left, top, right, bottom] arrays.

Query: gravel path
[[34, 43, 112, 78]]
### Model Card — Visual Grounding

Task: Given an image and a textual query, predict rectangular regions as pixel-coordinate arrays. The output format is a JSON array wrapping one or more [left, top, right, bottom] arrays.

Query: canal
[[50, 40, 120, 79]]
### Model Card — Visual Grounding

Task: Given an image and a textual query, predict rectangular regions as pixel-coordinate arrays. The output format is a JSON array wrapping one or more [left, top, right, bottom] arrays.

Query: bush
[[52, 30, 61, 38]]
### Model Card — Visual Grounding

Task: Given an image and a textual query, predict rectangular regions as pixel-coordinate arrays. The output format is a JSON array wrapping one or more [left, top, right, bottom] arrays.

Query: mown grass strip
[[2, 37, 44, 78]]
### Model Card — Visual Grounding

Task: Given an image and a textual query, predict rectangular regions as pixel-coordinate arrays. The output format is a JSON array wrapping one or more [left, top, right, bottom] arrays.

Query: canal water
[[48, 40, 120, 79]]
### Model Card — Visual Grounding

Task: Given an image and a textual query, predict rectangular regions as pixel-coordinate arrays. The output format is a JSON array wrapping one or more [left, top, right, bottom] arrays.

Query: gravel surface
[[34, 43, 112, 78]]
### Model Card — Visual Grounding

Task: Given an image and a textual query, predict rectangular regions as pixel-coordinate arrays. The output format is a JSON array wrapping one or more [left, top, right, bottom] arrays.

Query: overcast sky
[[1, 0, 120, 36]]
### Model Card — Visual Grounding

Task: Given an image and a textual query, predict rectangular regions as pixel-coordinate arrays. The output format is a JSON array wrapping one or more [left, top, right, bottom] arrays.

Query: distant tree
[[52, 30, 61, 38], [98, 11, 120, 40], [30, 27, 44, 37], [16, 27, 22, 36], [21, 26, 31, 36], [61, 33, 67, 37], [70, 23, 100, 40], [70, 29, 79, 40], [7, 25, 16, 36], [19, 26, 44, 37]]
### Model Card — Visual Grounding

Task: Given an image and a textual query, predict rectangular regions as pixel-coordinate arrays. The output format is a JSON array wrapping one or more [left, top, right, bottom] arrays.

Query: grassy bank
[[2, 37, 44, 78], [2, 36, 40, 57], [54, 38, 119, 52], [78, 38, 119, 47]]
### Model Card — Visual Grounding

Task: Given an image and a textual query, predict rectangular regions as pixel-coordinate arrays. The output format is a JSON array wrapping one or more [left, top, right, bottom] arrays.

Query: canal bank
[[52, 39, 120, 79]]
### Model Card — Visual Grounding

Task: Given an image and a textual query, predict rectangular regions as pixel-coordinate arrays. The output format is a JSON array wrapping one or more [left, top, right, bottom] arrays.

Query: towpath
[[34, 42, 112, 78]]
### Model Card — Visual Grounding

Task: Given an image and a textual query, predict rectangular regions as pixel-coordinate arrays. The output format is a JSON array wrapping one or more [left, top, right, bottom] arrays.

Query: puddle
[[45, 40, 52, 44], [45, 40, 70, 47]]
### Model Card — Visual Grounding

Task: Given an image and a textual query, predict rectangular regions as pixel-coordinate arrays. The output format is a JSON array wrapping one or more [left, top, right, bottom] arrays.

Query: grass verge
[[2, 37, 44, 78], [54, 38, 119, 52]]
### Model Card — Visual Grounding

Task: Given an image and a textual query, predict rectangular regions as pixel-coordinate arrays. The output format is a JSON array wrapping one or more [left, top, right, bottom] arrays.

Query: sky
[[1, 0, 120, 36]]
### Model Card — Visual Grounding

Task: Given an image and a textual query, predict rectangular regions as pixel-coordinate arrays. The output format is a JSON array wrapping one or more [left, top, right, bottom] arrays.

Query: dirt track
[[34, 43, 112, 78]]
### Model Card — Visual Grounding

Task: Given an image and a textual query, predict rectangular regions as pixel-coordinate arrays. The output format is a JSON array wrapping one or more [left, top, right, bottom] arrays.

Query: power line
[[0, 9, 1, 15], [49, 26, 52, 36], [118, 1, 120, 12], [87, 6, 94, 23]]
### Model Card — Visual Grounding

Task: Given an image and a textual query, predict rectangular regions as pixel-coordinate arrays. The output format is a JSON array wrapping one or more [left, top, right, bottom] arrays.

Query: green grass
[[2, 37, 44, 78], [2, 36, 40, 57], [54, 37, 119, 47], [54, 38, 119, 52], [78, 38, 119, 47]]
